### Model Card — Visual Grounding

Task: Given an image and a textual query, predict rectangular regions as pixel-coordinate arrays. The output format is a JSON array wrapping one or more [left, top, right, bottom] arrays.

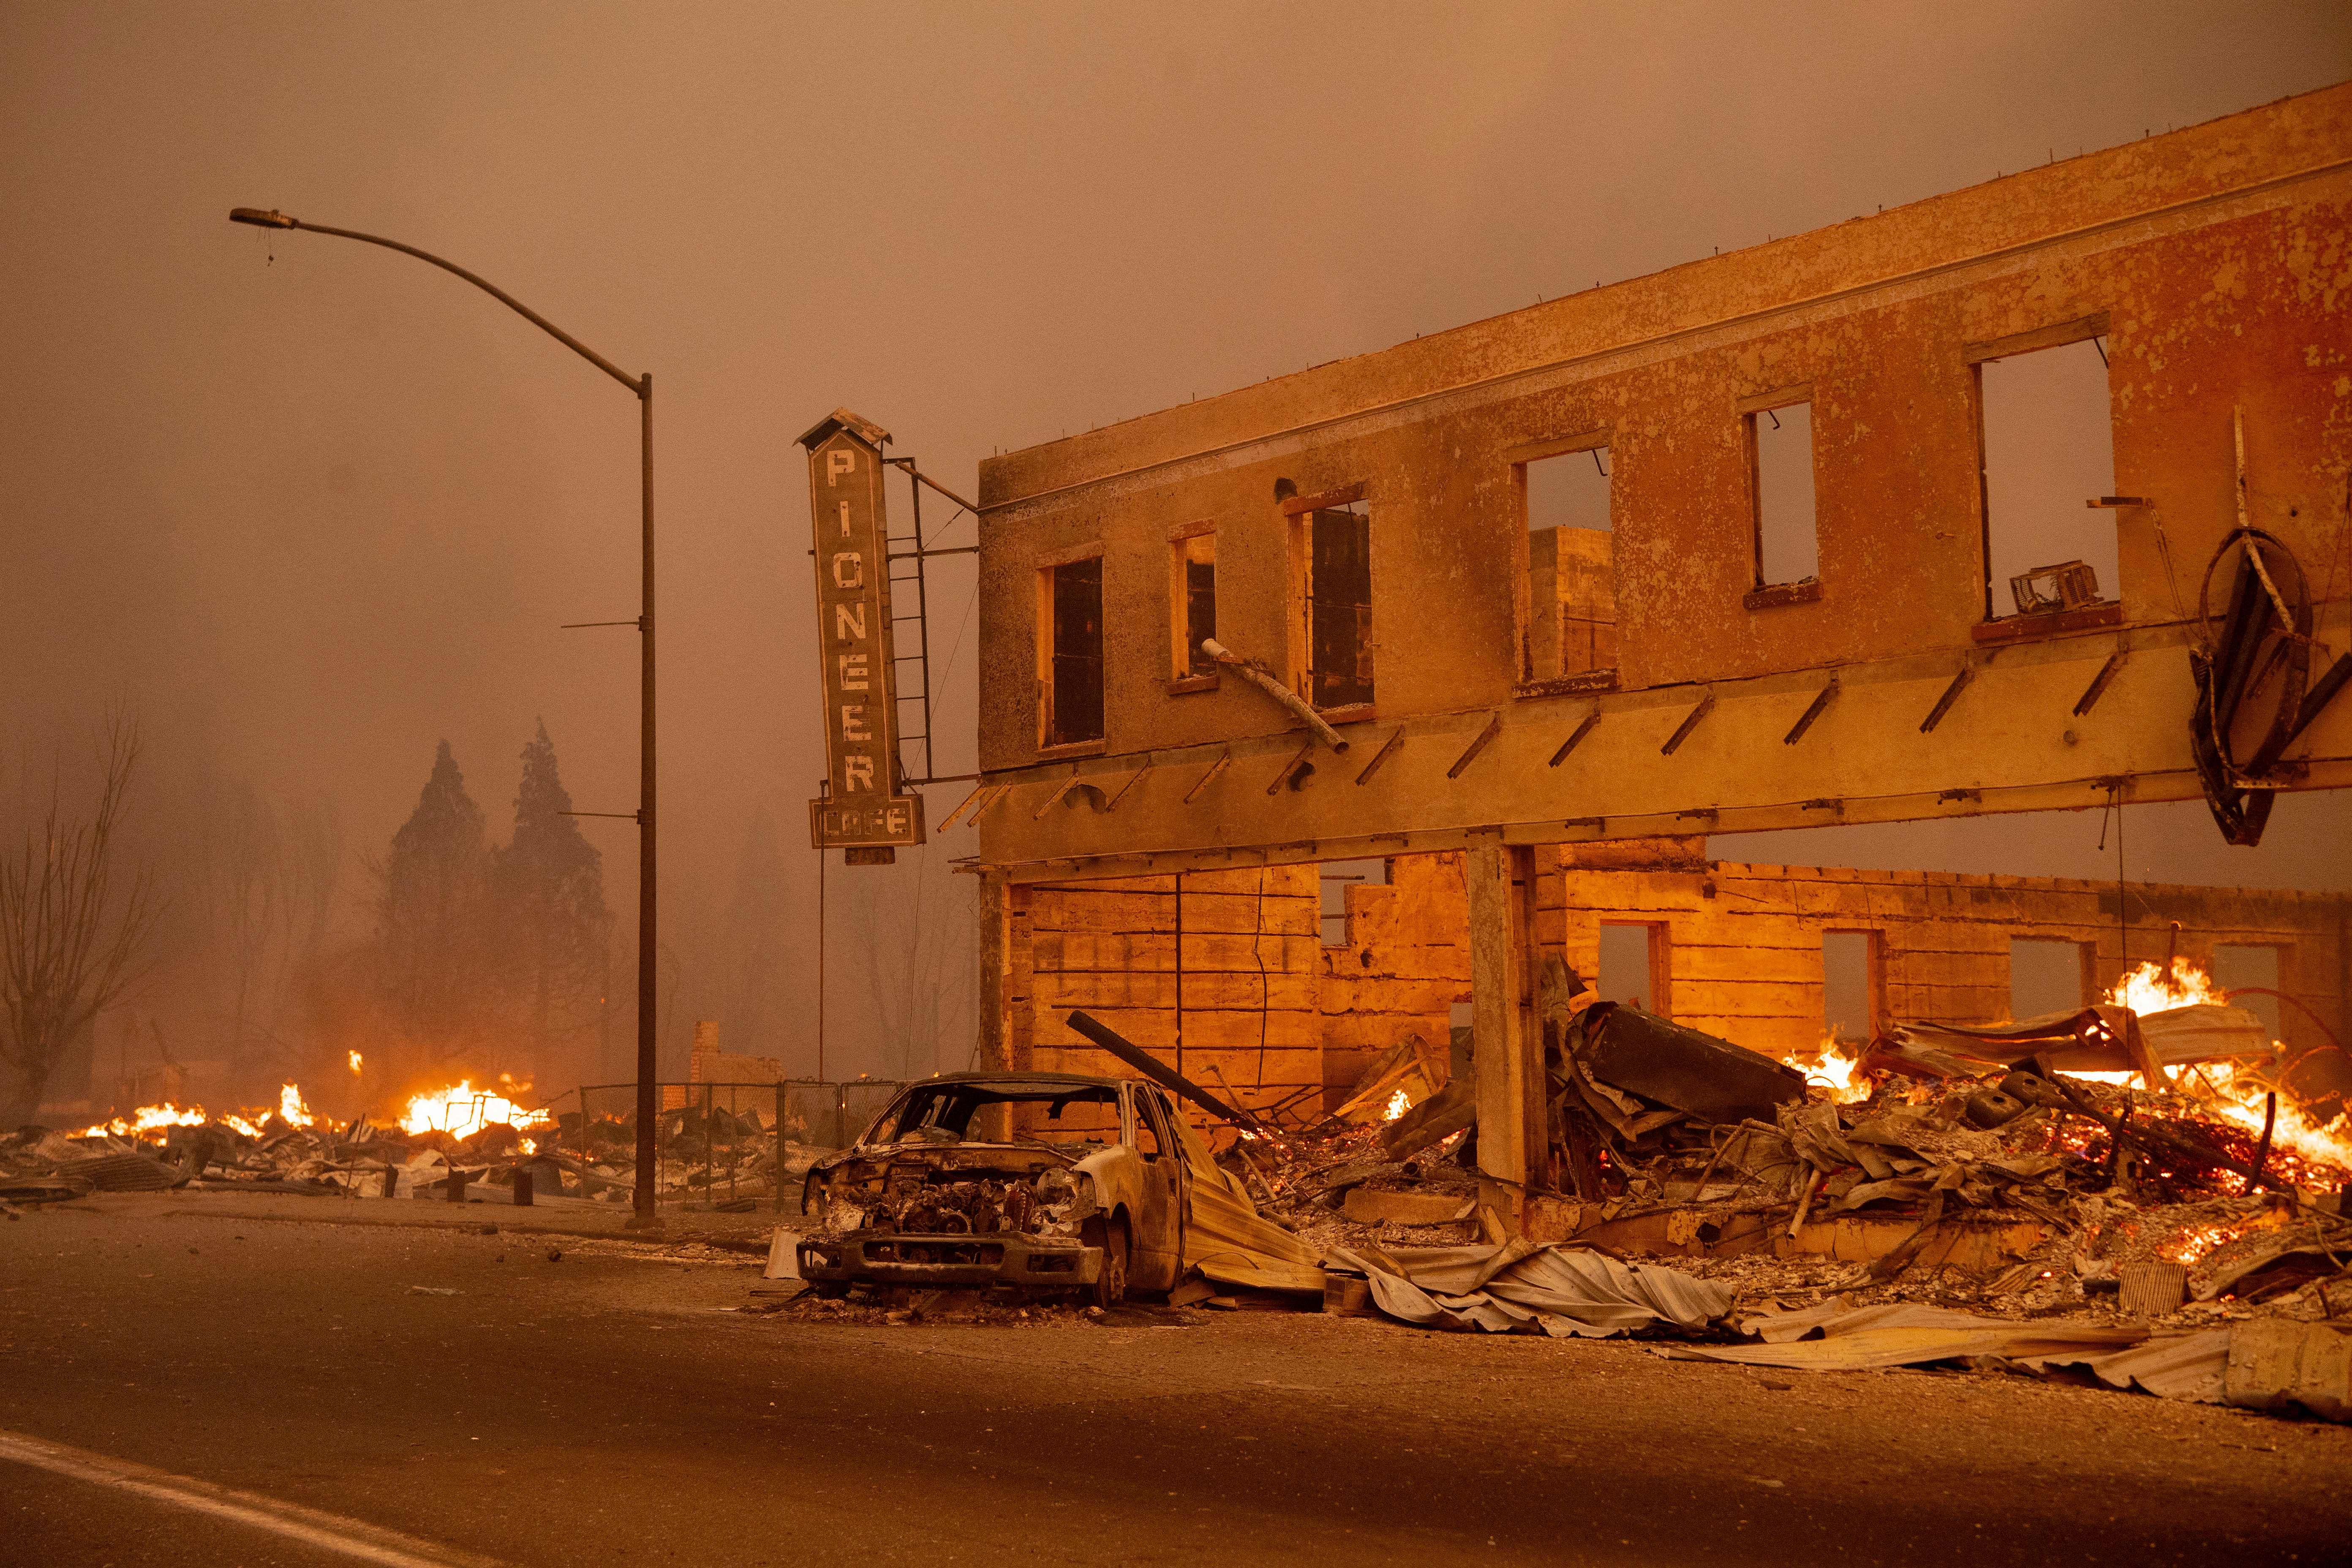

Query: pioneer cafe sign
[[800, 409, 924, 858]]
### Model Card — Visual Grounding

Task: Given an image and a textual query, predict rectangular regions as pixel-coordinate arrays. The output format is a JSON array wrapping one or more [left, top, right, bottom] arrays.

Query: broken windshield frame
[[865, 1081, 1127, 1147]]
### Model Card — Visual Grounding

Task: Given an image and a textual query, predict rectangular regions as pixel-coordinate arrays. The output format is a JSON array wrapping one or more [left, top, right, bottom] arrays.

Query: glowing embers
[[2163, 1221, 2239, 1266], [2173, 1061, 2352, 1186], [400, 1081, 551, 1141]]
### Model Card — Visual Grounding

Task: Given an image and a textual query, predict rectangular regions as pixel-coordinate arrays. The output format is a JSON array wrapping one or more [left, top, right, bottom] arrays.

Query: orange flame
[[80, 1103, 207, 1138], [1381, 1087, 1413, 1122], [2107, 957, 2224, 1015], [348, 1051, 364, 1075], [2099, 959, 2352, 1178], [1776, 1038, 1874, 1105], [400, 1081, 550, 1141]]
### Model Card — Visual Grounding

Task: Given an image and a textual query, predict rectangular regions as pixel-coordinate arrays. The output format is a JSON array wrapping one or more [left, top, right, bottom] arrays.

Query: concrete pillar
[[975, 871, 1015, 1144], [1467, 841, 1544, 1221], [978, 871, 1013, 1074]]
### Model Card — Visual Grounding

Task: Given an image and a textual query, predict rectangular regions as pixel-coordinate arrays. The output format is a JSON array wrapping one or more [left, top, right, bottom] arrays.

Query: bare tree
[[198, 786, 341, 1077], [841, 849, 975, 1081], [0, 721, 161, 1123]]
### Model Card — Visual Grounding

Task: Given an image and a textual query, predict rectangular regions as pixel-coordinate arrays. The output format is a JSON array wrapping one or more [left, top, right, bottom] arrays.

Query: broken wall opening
[[1318, 857, 1388, 948], [1746, 396, 1819, 590], [1821, 930, 1879, 1044], [1289, 496, 1374, 710], [2213, 943, 2284, 1040], [1521, 446, 1617, 683], [1974, 332, 2118, 618], [1169, 526, 1217, 683], [1597, 922, 1668, 1014], [1000, 844, 2348, 1137], [2009, 934, 2089, 1018], [1039, 553, 1105, 746]]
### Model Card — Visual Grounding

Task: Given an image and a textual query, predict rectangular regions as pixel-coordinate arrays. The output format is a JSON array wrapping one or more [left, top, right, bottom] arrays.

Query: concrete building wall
[[965, 86, 2352, 878], [1003, 851, 2350, 1118]]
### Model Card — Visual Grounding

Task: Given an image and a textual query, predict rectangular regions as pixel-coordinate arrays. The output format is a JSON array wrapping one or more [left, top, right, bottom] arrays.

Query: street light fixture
[[230, 206, 663, 1225]]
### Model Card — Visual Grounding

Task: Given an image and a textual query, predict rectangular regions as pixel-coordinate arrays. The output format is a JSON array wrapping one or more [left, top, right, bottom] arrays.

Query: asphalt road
[[1, 1196, 2345, 1567]]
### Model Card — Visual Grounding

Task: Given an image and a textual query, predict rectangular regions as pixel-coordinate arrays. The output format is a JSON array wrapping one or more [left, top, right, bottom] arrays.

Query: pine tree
[[495, 721, 610, 1084], [375, 740, 496, 1067]]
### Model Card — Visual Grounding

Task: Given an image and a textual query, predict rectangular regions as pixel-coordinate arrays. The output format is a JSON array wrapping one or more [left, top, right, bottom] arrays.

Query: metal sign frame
[[800, 409, 924, 852]]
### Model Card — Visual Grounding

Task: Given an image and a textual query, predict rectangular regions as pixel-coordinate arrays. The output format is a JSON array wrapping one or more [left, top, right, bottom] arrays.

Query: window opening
[[1523, 448, 1616, 681], [1977, 338, 2117, 618], [1526, 446, 1611, 533], [2008, 936, 2085, 1020], [1599, 922, 1666, 1015], [1043, 555, 1103, 747], [1171, 531, 1217, 679], [1748, 401, 1819, 587], [2212, 944, 2281, 1040], [1822, 931, 1876, 1043], [1318, 858, 1387, 947], [1133, 1094, 1166, 1160], [1304, 499, 1373, 709]]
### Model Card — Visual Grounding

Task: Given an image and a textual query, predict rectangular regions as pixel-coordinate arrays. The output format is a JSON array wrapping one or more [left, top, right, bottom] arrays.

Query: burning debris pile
[[0, 1079, 816, 1212], [1210, 955, 2352, 1418]]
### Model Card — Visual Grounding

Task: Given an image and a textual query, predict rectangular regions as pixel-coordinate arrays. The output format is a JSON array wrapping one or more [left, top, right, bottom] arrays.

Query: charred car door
[[1125, 1084, 1185, 1292]]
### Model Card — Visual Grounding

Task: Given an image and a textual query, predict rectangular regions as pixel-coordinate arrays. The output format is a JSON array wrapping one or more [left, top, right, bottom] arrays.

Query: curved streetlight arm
[[233, 203, 663, 1225], [230, 208, 644, 397]]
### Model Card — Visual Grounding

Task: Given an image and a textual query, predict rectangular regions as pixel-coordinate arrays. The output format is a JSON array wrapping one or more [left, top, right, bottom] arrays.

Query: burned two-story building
[[948, 86, 2352, 1213]]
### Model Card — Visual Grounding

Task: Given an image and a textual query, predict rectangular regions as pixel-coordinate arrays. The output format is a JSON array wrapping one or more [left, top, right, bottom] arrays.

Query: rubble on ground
[[0, 1100, 825, 1213], [1185, 976, 2352, 1421]]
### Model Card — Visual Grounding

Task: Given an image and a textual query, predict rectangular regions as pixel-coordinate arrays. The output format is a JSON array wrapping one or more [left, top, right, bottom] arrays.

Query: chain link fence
[[561, 1079, 904, 1212]]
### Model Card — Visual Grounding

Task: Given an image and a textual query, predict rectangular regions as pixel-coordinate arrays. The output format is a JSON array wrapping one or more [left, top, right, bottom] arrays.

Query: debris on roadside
[[0, 1094, 828, 1211]]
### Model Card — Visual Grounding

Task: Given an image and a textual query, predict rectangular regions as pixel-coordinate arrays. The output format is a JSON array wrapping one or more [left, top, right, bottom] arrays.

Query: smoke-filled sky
[[3, 3, 2348, 1090]]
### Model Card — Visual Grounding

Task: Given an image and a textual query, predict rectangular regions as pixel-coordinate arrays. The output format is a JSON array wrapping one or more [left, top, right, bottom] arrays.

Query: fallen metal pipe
[[1200, 638, 1348, 752], [1064, 1010, 1263, 1129]]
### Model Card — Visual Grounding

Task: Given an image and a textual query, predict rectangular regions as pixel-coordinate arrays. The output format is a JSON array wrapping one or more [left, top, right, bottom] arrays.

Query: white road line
[[0, 1426, 509, 1568]]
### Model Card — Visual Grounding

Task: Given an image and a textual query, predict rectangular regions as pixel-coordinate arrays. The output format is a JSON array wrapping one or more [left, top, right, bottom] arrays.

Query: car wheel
[[1083, 1215, 1129, 1309]]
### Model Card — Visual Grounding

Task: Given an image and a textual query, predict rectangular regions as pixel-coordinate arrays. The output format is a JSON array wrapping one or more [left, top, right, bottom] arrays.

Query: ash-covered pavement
[[2, 1195, 2344, 1567]]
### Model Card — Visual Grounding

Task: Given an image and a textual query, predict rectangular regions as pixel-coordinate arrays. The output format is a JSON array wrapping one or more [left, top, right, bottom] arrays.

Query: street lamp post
[[229, 207, 662, 1225]]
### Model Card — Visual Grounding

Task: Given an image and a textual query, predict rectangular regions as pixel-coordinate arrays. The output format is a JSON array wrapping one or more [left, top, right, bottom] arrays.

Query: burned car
[[797, 1072, 1320, 1305]]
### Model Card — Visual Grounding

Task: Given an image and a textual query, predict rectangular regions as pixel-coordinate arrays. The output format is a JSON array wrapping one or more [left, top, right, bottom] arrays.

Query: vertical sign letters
[[800, 409, 924, 852]]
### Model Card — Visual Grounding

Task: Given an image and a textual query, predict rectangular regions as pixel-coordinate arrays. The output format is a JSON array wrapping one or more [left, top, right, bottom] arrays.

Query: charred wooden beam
[[1783, 678, 1838, 745], [1181, 748, 1231, 805], [1920, 664, 1976, 732], [1661, 692, 1717, 756], [2073, 651, 2127, 716], [1354, 727, 1405, 786], [1549, 708, 1602, 766], [1064, 1010, 1261, 1129], [1266, 742, 1317, 795], [1446, 712, 1505, 779]]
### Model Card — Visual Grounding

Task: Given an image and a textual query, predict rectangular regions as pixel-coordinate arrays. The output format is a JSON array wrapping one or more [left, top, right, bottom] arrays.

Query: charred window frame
[[1508, 430, 1618, 689], [1964, 313, 2118, 626], [1168, 523, 1218, 692], [1037, 544, 1105, 751], [1282, 483, 1373, 713], [1739, 384, 1822, 609]]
